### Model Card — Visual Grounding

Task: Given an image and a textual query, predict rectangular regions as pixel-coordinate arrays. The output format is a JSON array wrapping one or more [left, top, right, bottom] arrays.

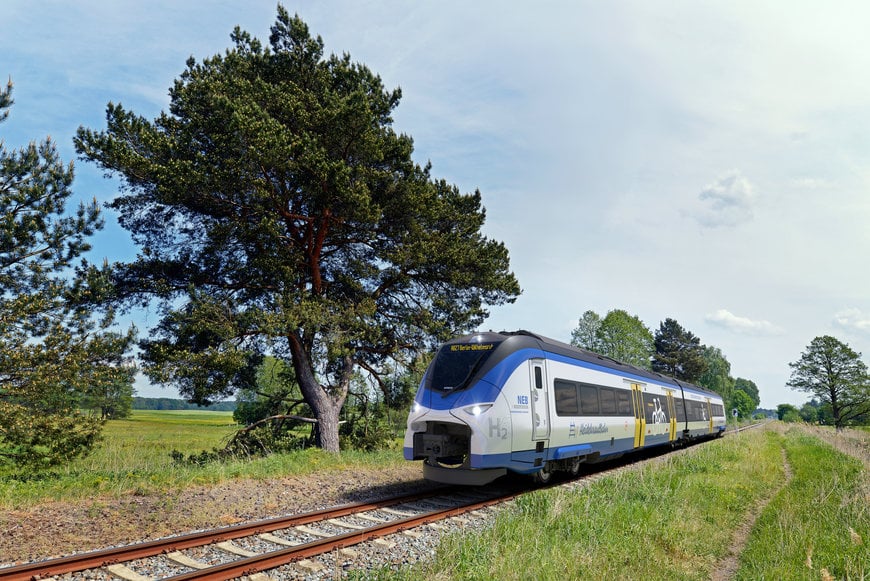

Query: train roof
[[459, 329, 720, 398]]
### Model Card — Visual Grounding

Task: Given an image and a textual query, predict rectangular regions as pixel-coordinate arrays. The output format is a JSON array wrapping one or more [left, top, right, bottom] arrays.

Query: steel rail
[[0, 486, 457, 581], [164, 489, 524, 581]]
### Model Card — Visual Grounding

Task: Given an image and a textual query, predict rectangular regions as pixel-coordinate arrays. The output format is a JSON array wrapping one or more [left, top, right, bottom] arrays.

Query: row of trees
[[132, 397, 236, 411], [570, 309, 870, 429], [570, 309, 760, 416], [776, 400, 829, 424]]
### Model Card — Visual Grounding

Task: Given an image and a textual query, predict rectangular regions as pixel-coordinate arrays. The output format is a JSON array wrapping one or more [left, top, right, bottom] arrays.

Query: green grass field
[[0, 409, 405, 508], [100, 410, 240, 468]]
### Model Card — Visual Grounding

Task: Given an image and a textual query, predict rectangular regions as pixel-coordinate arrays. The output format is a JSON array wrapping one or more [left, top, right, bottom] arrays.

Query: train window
[[534, 366, 543, 389], [554, 380, 578, 415], [685, 400, 708, 422], [641, 392, 654, 423], [675, 398, 686, 422], [599, 388, 617, 415], [580, 385, 599, 415], [427, 340, 502, 392], [616, 390, 632, 415], [552, 380, 637, 417]]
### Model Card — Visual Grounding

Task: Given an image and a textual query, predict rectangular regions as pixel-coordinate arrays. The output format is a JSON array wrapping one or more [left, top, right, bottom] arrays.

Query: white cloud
[[705, 309, 783, 336], [690, 170, 756, 228], [790, 177, 833, 190], [833, 308, 870, 335]]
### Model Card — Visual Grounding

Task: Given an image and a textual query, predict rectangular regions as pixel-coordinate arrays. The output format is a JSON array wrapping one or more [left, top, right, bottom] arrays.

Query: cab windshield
[[427, 341, 502, 393]]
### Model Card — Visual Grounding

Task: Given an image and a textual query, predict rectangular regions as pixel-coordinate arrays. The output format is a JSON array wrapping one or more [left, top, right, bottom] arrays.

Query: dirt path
[[710, 445, 794, 581], [710, 423, 869, 580]]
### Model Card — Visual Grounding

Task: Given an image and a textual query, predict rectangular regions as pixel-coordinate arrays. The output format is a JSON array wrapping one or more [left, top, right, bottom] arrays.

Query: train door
[[665, 390, 677, 442], [529, 360, 550, 441], [630, 382, 646, 448]]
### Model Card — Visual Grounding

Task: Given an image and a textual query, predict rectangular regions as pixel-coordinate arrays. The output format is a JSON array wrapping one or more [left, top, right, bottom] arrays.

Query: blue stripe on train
[[409, 433, 679, 475], [473, 436, 641, 471]]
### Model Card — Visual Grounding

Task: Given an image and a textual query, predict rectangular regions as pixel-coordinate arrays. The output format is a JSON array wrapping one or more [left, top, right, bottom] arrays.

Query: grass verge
[[736, 425, 868, 580], [368, 426, 868, 581]]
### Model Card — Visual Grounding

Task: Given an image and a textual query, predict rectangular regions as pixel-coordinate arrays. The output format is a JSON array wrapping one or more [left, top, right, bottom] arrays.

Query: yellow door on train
[[666, 390, 677, 442], [631, 382, 645, 448]]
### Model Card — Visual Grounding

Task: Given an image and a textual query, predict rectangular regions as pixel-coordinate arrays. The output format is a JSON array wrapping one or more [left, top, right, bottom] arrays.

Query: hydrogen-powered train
[[404, 331, 726, 485]]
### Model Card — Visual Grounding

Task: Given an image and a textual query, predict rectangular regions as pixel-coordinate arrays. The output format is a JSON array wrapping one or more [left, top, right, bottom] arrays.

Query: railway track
[[1, 425, 764, 580], [0, 483, 524, 581]]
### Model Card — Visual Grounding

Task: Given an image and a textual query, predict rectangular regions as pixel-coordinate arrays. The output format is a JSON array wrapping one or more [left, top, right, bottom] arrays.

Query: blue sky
[[4, 1, 870, 407]]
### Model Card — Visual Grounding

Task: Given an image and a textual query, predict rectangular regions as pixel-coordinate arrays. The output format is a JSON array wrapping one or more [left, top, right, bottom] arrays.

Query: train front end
[[403, 333, 514, 485]]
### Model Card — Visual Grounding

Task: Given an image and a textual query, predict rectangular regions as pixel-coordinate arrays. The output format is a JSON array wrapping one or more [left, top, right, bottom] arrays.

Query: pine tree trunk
[[287, 331, 348, 453], [314, 404, 341, 452]]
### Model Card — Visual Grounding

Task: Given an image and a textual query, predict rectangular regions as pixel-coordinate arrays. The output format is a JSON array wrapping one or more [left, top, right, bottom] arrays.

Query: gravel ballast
[[0, 465, 442, 566]]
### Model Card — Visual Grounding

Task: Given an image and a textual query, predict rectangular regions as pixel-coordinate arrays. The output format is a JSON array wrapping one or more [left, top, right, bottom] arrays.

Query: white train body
[[404, 331, 726, 485]]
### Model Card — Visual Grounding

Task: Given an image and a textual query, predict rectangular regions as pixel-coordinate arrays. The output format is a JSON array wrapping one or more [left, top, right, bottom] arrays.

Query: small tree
[[697, 346, 734, 402], [570, 310, 603, 352], [0, 80, 134, 467], [570, 308, 652, 369], [799, 402, 819, 424], [782, 409, 801, 423], [233, 356, 305, 427], [733, 377, 760, 410], [732, 390, 754, 419], [777, 403, 799, 421], [652, 318, 707, 382], [83, 371, 136, 419], [787, 335, 870, 430], [597, 309, 653, 369]]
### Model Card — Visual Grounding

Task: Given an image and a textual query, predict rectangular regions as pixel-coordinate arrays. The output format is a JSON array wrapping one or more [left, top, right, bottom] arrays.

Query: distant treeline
[[132, 397, 237, 412]]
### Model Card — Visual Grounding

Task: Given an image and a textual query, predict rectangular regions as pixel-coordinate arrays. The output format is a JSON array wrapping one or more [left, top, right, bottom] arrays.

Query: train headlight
[[463, 403, 493, 417], [411, 403, 422, 414]]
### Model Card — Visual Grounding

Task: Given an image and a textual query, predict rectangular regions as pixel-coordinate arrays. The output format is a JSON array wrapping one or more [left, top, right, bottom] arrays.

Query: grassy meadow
[[0, 409, 406, 509]]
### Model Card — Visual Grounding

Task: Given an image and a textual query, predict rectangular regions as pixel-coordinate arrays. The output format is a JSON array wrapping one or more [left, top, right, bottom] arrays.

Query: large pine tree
[[75, 8, 520, 452], [787, 336, 870, 429]]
